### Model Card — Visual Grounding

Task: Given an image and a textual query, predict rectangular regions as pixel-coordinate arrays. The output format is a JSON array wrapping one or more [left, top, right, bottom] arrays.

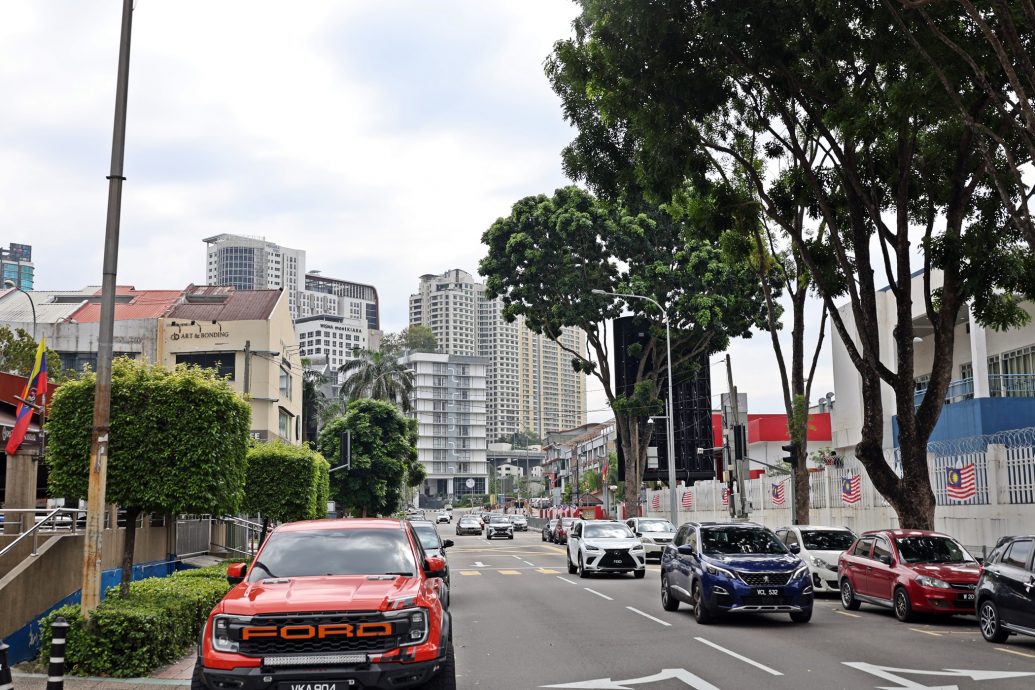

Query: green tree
[[243, 442, 331, 534], [0, 325, 70, 383], [546, 0, 1032, 529], [46, 358, 250, 596], [379, 326, 439, 356], [338, 349, 414, 412], [301, 361, 329, 444], [317, 399, 423, 517], [481, 187, 765, 516], [498, 429, 542, 447]]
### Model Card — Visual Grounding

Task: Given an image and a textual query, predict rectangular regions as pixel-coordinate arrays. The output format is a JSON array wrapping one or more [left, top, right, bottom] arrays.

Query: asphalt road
[[441, 522, 1035, 690]]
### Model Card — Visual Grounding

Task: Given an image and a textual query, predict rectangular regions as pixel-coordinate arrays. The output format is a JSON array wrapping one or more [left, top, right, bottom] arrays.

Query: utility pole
[[82, 0, 134, 616], [725, 355, 748, 519]]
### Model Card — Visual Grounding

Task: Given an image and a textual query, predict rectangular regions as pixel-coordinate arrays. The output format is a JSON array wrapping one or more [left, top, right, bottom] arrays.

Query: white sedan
[[566, 520, 646, 579], [775, 525, 856, 593]]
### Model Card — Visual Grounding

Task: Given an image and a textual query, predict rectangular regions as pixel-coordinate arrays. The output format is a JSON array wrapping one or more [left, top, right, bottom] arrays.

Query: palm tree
[[338, 349, 414, 412], [302, 366, 329, 444]]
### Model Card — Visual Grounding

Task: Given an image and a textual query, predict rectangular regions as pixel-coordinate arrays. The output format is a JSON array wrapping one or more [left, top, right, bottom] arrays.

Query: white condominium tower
[[409, 269, 586, 443]]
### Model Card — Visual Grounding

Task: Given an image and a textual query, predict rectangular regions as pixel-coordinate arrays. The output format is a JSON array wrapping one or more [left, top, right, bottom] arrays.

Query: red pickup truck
[[193, 518, 454, 690]]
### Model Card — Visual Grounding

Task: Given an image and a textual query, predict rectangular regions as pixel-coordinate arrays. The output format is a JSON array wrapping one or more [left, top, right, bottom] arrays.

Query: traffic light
[[782, 442, 801, 468]]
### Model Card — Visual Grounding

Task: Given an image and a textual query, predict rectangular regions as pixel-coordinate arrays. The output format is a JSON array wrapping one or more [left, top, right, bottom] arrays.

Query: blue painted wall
[[3, 557, 179, 664], [893, 397, 1035, 446]]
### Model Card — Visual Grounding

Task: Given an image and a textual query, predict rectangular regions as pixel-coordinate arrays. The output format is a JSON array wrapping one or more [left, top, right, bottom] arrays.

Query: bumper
[[640, 541, 672, 557], [200, 656, 447, 690], [487, 530, 513, 538], [909, 587, 977, 614], [810, 568, 839, 593], [582, 550, 646, 572], [703, 578, 814, 614]]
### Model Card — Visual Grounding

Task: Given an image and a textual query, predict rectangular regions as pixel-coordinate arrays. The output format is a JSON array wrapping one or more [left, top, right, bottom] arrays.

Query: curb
[[12, 672, 189, 686]]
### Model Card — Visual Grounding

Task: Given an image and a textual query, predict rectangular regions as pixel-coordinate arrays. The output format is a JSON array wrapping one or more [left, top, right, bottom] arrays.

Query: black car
[[409, 519, 454, 588], [977, 535, 1035, 643]]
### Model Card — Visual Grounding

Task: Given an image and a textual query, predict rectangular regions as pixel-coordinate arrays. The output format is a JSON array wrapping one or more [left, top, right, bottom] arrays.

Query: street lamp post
[[4, 280, 36, 340], [591, 289, 678, 527]]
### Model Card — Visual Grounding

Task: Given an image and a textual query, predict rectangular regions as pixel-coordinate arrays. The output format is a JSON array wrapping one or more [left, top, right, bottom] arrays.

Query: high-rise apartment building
[[1, 243, 34, 290], [204, 234, 306, 317], [409, 269, 586, 443], [400, 352, 489, 505], [303, 273, 380, 330]]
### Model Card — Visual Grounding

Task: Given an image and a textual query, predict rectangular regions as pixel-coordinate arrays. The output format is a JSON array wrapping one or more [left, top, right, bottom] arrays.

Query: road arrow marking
[[842, 661, 1035, 689], [541, 668, 721, 689]]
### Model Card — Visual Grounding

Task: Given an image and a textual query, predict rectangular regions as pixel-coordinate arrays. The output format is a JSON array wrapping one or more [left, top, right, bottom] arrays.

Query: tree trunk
[[794, 446, 810, 525], [119, 506, 141, 598]]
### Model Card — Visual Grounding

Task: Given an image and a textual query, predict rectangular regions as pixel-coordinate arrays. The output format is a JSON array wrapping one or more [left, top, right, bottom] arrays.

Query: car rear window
[[249, 528, 417, 580]]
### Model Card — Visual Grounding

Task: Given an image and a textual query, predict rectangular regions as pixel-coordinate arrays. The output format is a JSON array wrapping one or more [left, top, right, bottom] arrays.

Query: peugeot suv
[[660, 521, 813, 624], [976, 535, 1035, 643], [194, 519, 454, 690], [566, 520, 646, 579], [838, 529, 980, 622]]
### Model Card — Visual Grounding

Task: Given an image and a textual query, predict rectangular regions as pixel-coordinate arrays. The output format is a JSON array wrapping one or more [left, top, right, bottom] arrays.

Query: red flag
[[681, 490, 692, 509], [601, 458, 609, 482], [771, 481, 786, 506], [721, 487, 730, 506], [652, 494, 661, 510], [6, 338, 47, 455]]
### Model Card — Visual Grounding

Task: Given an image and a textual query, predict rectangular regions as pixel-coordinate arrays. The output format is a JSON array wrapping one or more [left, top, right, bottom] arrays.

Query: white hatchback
[[775, 525, 857, 593], [567, 520, 646, 579]]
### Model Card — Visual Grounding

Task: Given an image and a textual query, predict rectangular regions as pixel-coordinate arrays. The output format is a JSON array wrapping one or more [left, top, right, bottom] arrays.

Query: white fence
[[642, 429, 1035, 550]]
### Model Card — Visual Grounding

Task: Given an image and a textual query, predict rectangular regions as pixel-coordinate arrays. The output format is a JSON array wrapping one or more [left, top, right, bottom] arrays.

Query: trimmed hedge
[[243, 442, 331, 522], [38, 565, 230, 678]]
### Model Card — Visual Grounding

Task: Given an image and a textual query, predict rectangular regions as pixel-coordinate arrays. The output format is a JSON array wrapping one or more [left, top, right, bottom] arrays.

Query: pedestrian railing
[[0, 509, 87, 560]]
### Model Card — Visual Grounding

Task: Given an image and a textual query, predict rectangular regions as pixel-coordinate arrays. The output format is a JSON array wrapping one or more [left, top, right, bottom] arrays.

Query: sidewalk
[[12, 652, 194, 689]]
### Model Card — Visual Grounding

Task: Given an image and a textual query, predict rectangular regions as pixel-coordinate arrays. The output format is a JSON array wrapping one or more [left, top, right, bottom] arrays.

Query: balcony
[[915, 373, 1035, 406]]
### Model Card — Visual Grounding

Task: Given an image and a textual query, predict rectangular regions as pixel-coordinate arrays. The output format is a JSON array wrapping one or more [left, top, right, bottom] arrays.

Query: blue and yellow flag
[[6, 337, 47, 455]]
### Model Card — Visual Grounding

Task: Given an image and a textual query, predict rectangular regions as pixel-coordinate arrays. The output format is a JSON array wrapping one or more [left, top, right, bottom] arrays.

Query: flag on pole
[[771, 481, 786, 506], [946, 465, 976, 501], [841, 475, 862, 504], [681, 490, 692, 509], [651, 493, 661, 510], [6, 337, 47, 455], [721, 487, 730, 506], [601, 458, 609, 482]]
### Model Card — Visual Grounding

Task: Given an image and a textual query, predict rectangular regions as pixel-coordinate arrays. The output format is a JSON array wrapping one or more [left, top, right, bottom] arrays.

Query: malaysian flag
[[771, 481, 786, 506], [721, 487, 730, 506], [841, 475, 862, 504], [652, 493, 661, 510], [681, 490, 693, 509], [946, 465, 976, 501]]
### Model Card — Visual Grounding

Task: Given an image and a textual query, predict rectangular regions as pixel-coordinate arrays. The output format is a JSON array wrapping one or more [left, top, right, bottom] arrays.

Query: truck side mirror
[[226, 562, 247, 586], [425, 555, 447, 579]]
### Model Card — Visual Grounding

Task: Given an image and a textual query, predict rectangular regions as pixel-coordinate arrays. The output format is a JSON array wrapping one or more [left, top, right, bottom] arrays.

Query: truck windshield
[[249, 528, 417, 580]]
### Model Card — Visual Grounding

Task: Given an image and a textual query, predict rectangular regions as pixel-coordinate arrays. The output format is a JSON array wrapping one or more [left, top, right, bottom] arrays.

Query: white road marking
[[909, 628, 942, 637], [523, 560, 536, 566], [473, 561, 487, 567], [694, 637, 783, 676], [541, 668, 720, 689], [584, 588, 614, 601], [996, 647, 1035, 660], [513, 555, 525, 560], [625, 606, 672, 627], [842, 662, 1035, 687], [833, 609, 861, 618], [557, 576, 578, 585]]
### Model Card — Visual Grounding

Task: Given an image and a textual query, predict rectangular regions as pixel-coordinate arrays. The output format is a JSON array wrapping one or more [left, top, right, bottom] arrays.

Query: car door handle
[[1025, 577, 1034, 593]]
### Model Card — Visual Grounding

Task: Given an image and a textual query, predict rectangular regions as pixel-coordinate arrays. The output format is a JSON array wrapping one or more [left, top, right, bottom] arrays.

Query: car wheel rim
[[841, 582, 852, 606], [980, 604, 996, 637], [661, 577, 668, 604], [895, 592, 906, 617], [693, 584, 701, 611]]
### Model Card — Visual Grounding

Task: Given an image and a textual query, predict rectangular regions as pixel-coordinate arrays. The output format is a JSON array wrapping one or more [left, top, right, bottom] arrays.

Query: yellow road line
[[458, 570, 482, 576], [996, 647, 1035, 659], [497, 569, 521, 575], [536, 568, 560, 574]]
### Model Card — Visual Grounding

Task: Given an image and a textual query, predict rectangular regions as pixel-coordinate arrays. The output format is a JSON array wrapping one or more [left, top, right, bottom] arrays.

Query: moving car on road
[[456, 515, 482, 536], [775, 525, 856, 594], [543, 518, 559, 542], [627, 517, 677, 560], [839, 529, 980, 622], [552, 517, 576, 545], [661, 521, 813, 624], [410, 520, 454, 589], [485, 514, 514, 540], [194, 518, 454, 690], [436, 512, 451, 524], [567, 520, 646, 579], [976, 534, 1035, 643]]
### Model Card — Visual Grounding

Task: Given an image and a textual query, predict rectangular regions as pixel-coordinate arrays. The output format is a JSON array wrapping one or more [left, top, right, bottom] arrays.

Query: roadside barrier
[[1, 639, 14, 690], [45, 617, 68, 690]]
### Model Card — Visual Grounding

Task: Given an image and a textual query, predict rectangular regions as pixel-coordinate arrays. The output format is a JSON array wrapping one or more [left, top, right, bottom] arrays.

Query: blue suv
[[660, 521, 813, 624]]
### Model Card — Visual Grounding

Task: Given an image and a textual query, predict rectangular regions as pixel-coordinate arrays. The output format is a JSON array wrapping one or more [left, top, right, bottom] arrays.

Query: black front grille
[[740, 596, 790, 606], [654, 538, 672, 544], [950, 583, 976, 591], [600, 549, 636, 568], [231, 611, 412, 657], [738, 571, 793, 586]]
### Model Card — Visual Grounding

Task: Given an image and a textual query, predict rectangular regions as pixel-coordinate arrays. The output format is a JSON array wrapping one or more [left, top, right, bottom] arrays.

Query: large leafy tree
[[46, 358, 251, 595], [481, 186, 765, 515], [338, 349, 414, 412], [0, 325, 70, 383], [546, 0, 1033, 528], [317, 399, 424, 517]]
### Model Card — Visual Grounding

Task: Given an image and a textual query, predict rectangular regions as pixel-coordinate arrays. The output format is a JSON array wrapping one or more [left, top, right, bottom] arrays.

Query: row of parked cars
[[652, 520, 1035, 644]]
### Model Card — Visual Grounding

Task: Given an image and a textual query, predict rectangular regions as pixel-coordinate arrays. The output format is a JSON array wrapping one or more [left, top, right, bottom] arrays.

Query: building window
[[279, 408, 292, 440], [176, 352, 236, 380], [279, 368, 292, 400]]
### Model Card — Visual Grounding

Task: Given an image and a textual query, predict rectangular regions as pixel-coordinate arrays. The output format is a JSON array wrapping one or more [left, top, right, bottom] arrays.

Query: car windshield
[[701, 527, 788, 555], [584, 524, 635, 539], [637, 520, 675, 533], [489, 516, 510, 524], [800, 530, 856, 551], [459, 517, 479, 525], [249, 528, 417, 580], [895, 536, 974, 564], [412, 524, 442, 550]]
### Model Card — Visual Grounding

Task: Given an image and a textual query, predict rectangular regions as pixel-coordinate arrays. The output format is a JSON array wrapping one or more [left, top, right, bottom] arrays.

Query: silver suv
[[510, 515, 528, 531], [486, 515, 515, 540]]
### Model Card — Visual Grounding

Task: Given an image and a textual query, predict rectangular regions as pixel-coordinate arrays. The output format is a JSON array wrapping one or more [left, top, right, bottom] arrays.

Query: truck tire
[[190, 659, 207, 690], [422, 640, 456, 689]]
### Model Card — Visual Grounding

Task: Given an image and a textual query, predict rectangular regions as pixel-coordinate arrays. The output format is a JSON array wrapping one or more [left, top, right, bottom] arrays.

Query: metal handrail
[[220, 515, 263, 529], [0, 508, 87, 559]]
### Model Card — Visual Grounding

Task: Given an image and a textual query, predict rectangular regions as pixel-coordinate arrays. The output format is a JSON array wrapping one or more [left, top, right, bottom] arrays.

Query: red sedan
[[838, 529, 980, 622]]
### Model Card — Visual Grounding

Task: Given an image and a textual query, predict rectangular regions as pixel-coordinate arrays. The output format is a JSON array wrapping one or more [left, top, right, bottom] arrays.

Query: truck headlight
[[631, 544, 645, 551], [404, 609, 428, 645], [211, 614, 247, 653]]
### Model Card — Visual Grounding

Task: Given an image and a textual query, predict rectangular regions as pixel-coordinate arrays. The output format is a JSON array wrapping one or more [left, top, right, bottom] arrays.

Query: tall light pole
[[4, 280, 36, 340], [591, 289, 678, 527]]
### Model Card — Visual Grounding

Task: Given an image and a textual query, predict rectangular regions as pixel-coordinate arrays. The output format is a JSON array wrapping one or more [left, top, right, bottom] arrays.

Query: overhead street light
[[591, 288, 678, 526], [4, 279, 36, 340]]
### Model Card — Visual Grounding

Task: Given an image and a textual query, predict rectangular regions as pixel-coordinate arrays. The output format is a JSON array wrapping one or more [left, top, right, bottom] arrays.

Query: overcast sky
[[0, 0, 833, 419]]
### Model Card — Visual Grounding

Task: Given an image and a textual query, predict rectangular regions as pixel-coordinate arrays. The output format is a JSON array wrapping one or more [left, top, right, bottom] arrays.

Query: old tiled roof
[[167, 286, 282, 322], [69, 290, 184, 323]]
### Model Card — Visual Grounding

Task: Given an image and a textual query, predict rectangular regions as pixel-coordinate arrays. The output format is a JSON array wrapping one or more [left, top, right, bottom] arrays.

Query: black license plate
[[278, 683, 357, 690], [611, 557, 625, 564], [755, 588, 781, 597], [959, 593, 975, 601]]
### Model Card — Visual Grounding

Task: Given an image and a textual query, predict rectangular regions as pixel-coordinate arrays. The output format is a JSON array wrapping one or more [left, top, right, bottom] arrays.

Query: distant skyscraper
[[204, 234, 305, 317], [1, 243, 34, 290], [302, 273, 380, 330], [409, 269, 586, 442]]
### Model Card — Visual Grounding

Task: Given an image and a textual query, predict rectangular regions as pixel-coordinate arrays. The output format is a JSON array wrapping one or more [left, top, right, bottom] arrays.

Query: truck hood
[[220, 575, 420, 616]]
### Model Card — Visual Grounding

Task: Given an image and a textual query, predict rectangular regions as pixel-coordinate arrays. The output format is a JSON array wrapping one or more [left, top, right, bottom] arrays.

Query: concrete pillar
[[969, 304, 990, 398], [4, 449, 38, 535], [987, 444, 1006, 506]]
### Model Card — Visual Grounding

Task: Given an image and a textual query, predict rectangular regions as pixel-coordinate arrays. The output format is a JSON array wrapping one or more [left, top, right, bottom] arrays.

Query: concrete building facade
[[204, 234, 306, 318], [0, 243, 34, 291]]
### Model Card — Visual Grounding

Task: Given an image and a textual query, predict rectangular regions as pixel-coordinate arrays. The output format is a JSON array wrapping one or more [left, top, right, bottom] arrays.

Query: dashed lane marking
[[522, 560, 536, 566], [458, 571, 482, 576], [536, 568, 559, 574], [626, 606, 672, 627], [557, 576, 578, 585], [833, 610, 862, 618], [695, 637, 783, 676], [584, 588, 613, 601], [497, 569, 521, 575], [996, 647, 1035, 660], [910, 628, 943, 637]]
